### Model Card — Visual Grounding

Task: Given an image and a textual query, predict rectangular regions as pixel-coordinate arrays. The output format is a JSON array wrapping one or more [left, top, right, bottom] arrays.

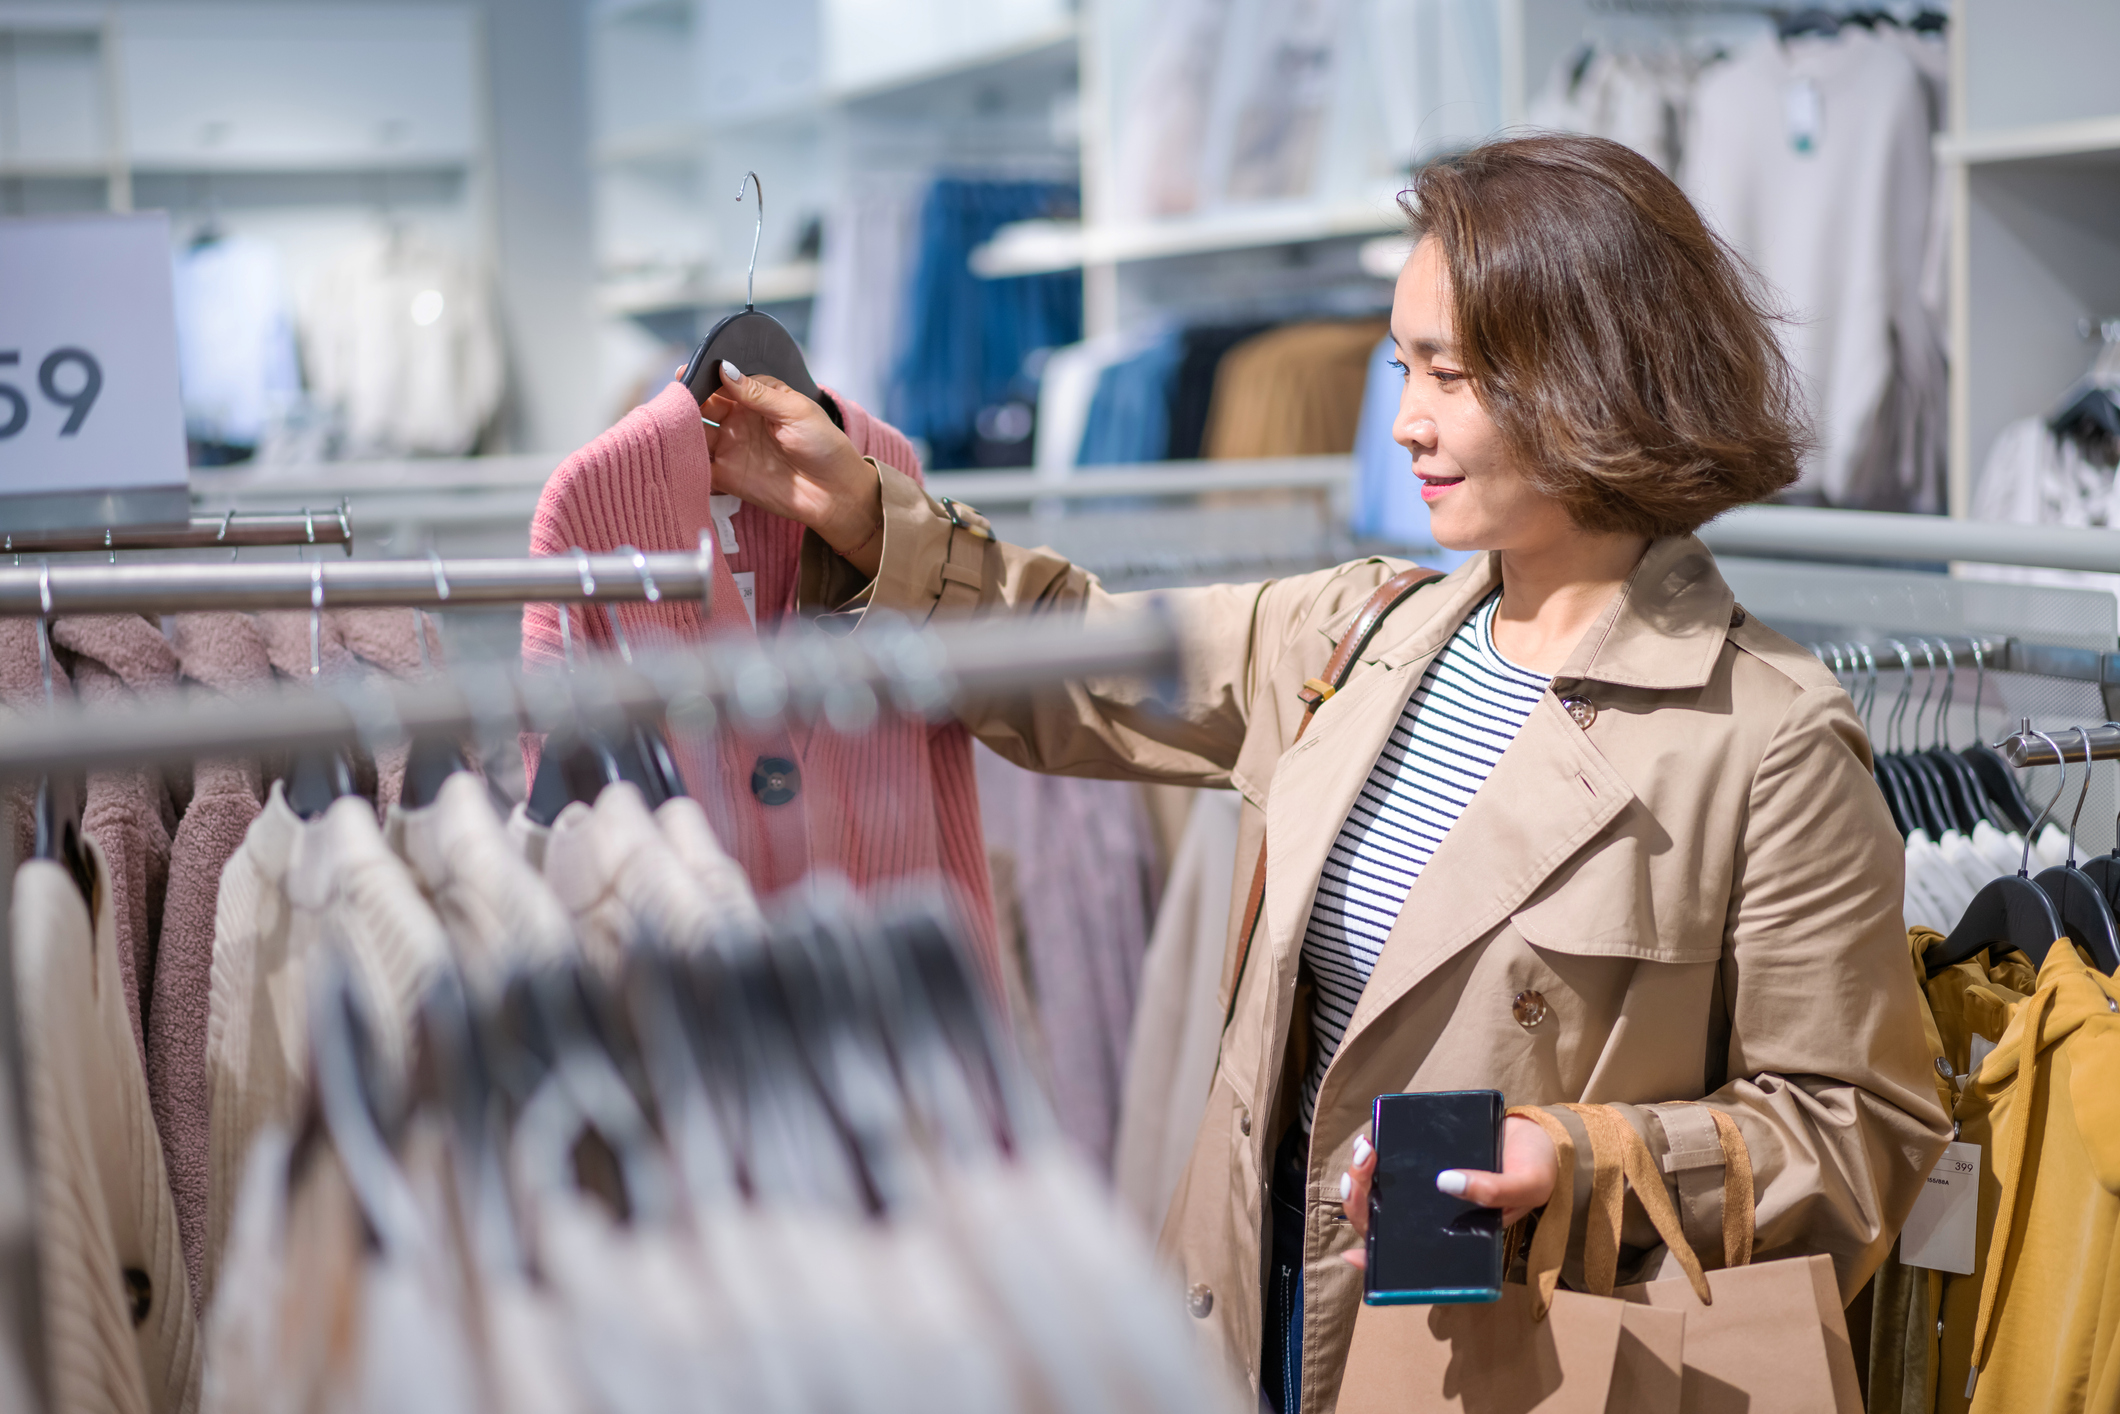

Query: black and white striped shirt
[[1299, 591, 1549, 1131]]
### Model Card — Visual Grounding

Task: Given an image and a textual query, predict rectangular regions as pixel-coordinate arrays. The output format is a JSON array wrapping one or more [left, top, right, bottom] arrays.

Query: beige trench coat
[[801, 464, 1952, 1411]]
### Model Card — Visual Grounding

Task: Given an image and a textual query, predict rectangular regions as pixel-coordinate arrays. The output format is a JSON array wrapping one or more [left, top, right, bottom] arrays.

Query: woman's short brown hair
[[1402, 133, 1807, 537]]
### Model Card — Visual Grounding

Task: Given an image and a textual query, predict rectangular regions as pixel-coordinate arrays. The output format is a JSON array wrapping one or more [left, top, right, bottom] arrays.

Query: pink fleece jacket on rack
[[521, 380, 998, 995]]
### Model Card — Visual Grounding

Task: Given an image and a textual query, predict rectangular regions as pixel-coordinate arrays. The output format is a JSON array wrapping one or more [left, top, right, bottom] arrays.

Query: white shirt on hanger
[[1684, 30, 1943, 511]]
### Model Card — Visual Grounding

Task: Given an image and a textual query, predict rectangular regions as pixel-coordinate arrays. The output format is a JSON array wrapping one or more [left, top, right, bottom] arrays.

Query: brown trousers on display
[[1339, 1104, 1863, 1414]]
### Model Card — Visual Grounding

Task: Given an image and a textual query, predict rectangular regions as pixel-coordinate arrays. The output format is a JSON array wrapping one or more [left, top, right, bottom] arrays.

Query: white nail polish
[[721, 359, 745, 383], [1435, 1170, 1468, 1197], [1351, 1135, 1372, 1164], [1340, 1172, 1353, 1202]]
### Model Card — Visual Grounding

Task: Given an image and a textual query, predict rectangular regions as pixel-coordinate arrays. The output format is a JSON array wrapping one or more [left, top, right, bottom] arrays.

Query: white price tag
[[708, 494, 743, 555], [0, 212, 189, 531], [733, 570, 757, 626], [1901, 1141, 1980, 1274]]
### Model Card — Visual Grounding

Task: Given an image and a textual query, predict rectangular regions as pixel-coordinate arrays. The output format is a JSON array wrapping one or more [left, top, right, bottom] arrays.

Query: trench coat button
[[1512, 989, 1549, 1029], [123, 1268, 151, 1325], [1239, 1109, 1253, 1137], [1187, 1283, 1214, 1318], [1559, 696, 1596, 730], [1730, 604, 1748, 628], [1935, 1056, 1953, 1079], [750, 756, 801, 805]]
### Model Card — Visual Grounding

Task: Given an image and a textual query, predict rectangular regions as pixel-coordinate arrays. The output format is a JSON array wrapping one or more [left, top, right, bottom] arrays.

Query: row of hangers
[[1925, 725, 2120, 979], [1811, 636, 2037, 839]]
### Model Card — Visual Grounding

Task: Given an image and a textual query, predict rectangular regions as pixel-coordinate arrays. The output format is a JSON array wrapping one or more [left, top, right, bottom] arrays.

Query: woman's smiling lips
[[1418, 471, 1465, 503]]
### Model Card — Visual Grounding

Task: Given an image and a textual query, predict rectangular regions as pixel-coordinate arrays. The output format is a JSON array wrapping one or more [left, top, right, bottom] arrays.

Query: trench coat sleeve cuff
[[795, 458, 984, 622]]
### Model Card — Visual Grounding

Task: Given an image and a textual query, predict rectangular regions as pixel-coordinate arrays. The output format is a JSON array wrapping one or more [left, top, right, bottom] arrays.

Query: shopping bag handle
[[1507, 1102, 1756, 1312]]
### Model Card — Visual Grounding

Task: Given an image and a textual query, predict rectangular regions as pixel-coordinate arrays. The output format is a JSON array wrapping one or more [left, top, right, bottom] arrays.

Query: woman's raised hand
[[694, 361, 886, 577], [1338, 1114, 1560, 1270]]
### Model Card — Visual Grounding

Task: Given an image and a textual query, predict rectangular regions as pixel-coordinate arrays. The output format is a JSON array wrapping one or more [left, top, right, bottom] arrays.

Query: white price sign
[[0, 212, 189, 533]]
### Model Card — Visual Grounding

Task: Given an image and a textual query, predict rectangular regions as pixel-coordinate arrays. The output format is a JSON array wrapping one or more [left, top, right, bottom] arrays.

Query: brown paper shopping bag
[[1579, 1104, 1861, 1414], [1339, 1108, 1684, 1414]]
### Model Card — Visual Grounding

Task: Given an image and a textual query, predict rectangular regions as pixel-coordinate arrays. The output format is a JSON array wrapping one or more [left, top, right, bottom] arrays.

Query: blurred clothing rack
[[0, 609, 1177, 778], [0, 546, 709, 615], [1, 504, 354, 557], [0, 603, 1178, 1414]]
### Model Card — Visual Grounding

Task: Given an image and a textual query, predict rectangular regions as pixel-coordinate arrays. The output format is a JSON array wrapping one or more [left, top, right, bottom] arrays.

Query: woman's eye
[[1431, 369, 1464, 386], [1388, 358, 1409, 376]]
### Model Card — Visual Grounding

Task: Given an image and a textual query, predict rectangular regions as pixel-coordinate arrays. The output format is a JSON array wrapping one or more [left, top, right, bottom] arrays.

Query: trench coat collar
[[1269, 534, 1735, 1084], [1352, 533, 1736, 692]]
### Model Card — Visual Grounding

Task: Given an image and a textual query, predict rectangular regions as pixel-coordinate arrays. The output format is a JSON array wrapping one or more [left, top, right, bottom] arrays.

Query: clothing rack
[[0, 602, 1179, 1414], [0, 606, 1177, 780], [0, 505, 355, 558], [0, 546, 710, 616]]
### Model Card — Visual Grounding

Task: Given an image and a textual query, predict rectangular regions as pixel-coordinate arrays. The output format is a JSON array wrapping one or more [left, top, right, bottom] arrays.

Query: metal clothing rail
[[1999, 722, 2120, 769], [0, 608, 1179, 778], [0, 546, 709, 616], [1701, 504, 2120, 574], [0, 505, 355, 557]]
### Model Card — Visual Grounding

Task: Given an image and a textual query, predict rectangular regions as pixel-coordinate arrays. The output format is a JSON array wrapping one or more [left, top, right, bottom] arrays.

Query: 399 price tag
[[0, 212, 188, 533]]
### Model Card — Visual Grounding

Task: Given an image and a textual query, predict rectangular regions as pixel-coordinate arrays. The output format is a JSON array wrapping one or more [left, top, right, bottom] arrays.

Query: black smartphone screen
[[1363, 1089, 1505, 1305]]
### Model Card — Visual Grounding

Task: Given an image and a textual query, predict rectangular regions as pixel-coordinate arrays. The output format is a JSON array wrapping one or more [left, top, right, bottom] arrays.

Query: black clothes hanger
[[399, 603, 471, 810], [1777, 7, 1842, 39], [523, 563, 689, 825], [33, 774, 94, 909], [1959, 643, 2038, 833], [680, 172, 837, 423], [2029, 729, 2120, 975], [1925, 735, 2072, 977]]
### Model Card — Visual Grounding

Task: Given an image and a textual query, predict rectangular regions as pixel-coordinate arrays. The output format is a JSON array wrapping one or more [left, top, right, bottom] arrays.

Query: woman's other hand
[[1339, 1114, 1560, 1270], [691, 361, 886, 577]]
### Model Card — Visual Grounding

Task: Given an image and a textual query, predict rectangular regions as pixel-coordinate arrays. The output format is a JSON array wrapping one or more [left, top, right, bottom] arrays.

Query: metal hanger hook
[[735, 170, 763, 311], [2067, 726, 2095, 867], [35, 560, 54, 711], [1935, 640, 1958, 748], [1910, 639, 1939, 750], [1886, 641, 1915, 754], [1969, 639, 1990, 742], [2025, 731, 2071, 876]]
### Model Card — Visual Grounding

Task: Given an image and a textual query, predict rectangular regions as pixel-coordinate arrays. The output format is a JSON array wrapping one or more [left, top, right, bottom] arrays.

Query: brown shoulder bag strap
[[1223, 565, 1445, 1027]]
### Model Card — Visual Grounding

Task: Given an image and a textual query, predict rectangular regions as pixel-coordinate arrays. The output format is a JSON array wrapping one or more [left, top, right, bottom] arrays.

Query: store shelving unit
[[587, 0, 1078, 345], [0, 4, 494, 291], [1940, 0, 2120, 514]]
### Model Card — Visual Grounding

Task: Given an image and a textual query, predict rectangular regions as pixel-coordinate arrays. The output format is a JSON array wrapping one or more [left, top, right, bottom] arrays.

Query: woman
[[700, 134, 1949, 1412]]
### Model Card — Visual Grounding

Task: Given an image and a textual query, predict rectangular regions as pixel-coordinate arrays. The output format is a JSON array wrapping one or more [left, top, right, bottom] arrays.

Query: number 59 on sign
[[0, 212, 189, 533]]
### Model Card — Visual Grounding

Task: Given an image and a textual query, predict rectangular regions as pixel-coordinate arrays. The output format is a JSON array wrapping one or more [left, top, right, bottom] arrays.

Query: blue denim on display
[[1077, 329, 1185, 466], [1350, 336, 1474, 570], [888, 179, 1082, 469]]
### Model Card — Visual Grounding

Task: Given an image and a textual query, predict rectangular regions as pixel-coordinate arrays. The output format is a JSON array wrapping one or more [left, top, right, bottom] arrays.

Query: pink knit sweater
[[522, 381, 997, 991]]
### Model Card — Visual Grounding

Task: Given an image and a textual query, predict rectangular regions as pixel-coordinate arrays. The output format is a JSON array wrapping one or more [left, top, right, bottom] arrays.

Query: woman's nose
[[1397, 414, 1438, 451]]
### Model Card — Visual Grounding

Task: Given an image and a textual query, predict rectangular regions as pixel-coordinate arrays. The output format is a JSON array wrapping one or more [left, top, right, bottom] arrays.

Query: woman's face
[[1391, 238, 1575, 555]]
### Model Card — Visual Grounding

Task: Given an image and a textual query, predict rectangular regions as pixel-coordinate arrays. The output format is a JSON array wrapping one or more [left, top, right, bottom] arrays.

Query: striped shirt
[[1299, 591, 1549, 1131]]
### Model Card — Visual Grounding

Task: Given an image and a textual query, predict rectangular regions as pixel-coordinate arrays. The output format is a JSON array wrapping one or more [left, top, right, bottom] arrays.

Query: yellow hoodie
[[1940, 941, 2120, 1412]]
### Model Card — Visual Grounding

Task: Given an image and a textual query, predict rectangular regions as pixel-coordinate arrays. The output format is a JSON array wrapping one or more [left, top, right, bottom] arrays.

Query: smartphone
[[1363, 1089, 1505, 1305]]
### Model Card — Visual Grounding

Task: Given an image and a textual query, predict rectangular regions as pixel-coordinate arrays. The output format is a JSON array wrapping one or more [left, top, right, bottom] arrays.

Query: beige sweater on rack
[[203, 785, 452, 1303], [16, 845, 201, 1414]]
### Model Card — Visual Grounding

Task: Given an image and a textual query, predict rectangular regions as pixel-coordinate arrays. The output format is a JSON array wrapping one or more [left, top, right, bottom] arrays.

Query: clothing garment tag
[[1967, 1032, 1998, 1078], [733, 571, 757, 626], [1784, 79, 1821, 154], [708, 494, 743, 555], [1901, 1141, 1979, 1274]]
